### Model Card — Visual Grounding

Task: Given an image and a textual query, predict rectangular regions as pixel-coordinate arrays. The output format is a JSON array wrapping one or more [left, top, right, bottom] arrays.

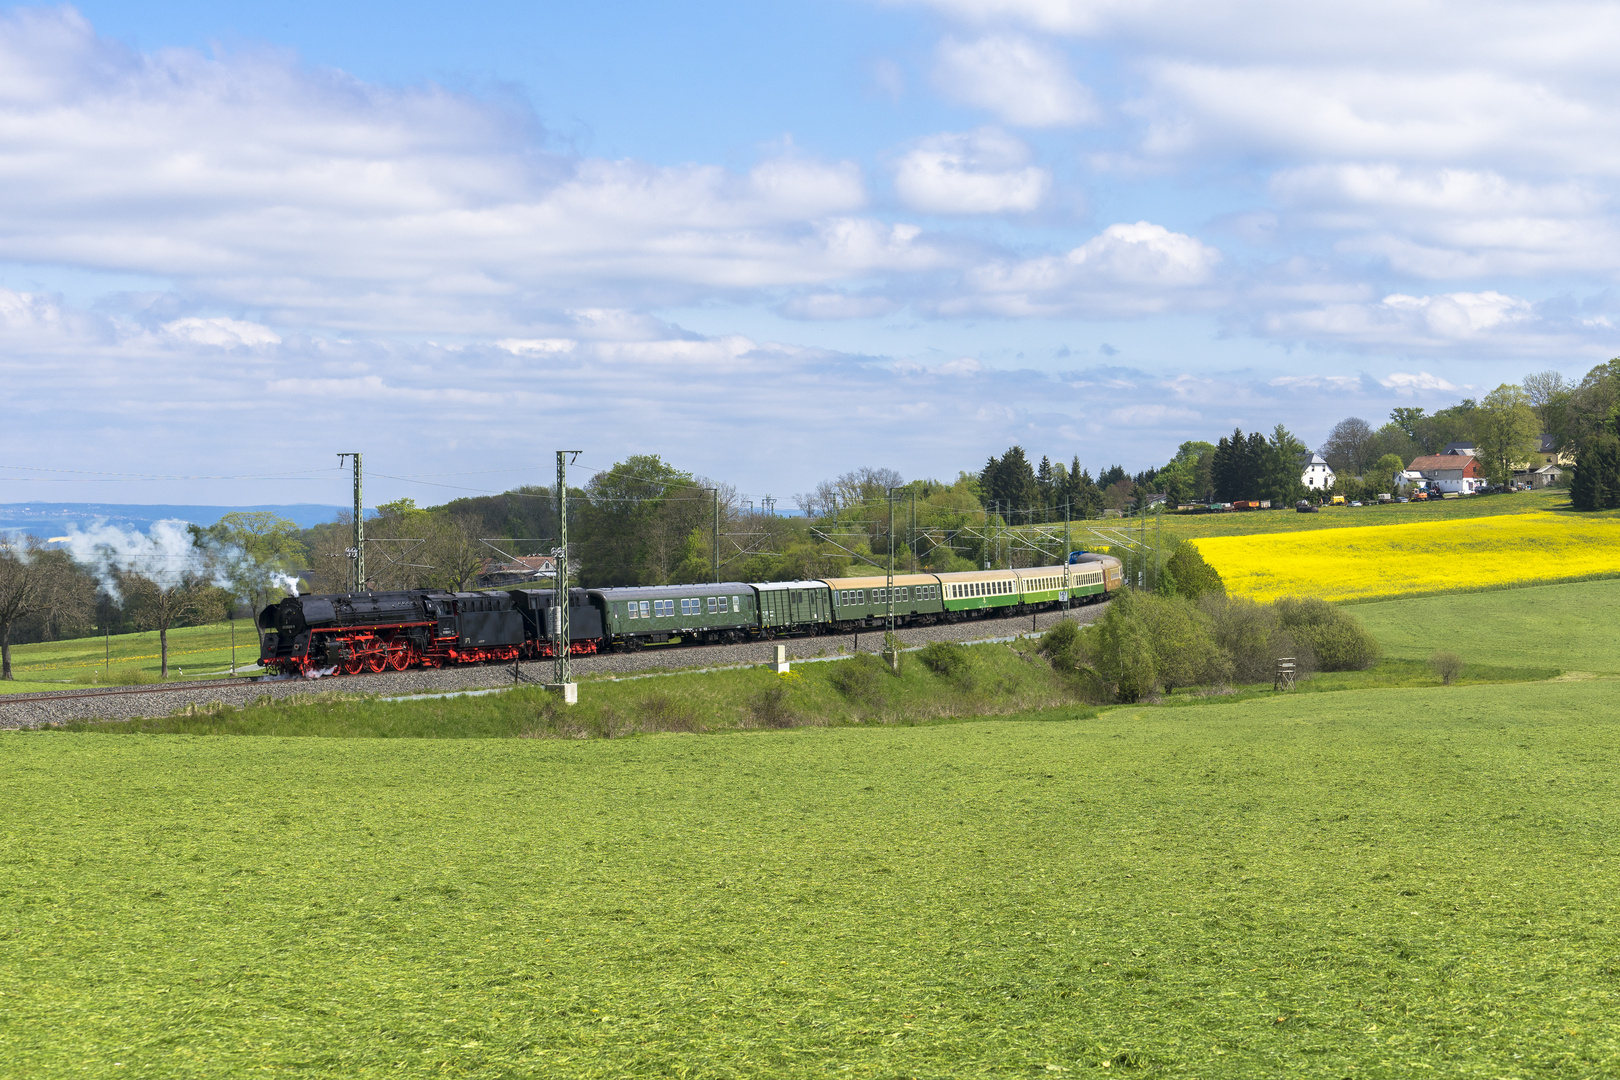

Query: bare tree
[[1320, 417, 1377, 477], [120, 572, 223, 680], [424, 514, 486, 592], [0, 537, 91, 680], [795, 467, 904, 520], [1522, 370, 1569, 441]]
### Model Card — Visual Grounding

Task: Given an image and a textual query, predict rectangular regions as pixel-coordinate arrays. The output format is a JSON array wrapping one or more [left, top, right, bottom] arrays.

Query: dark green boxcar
[[754, 580, 833, 634]]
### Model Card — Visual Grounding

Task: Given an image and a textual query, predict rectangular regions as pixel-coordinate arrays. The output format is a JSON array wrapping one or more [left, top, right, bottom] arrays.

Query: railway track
[[0, 677, 257, 707]]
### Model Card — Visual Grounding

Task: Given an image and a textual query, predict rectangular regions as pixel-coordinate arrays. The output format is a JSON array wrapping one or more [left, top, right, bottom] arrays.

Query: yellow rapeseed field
[[1193, 514, 1620, 601]]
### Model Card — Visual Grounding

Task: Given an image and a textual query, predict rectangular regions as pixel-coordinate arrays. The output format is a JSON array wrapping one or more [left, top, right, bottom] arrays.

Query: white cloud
[[1380, 371, 1458, 392], [1381, 291, 1533, 336], [893, 128, 1050, 213], [946, 221, 1221, 315], [496, 338, 576, 355], [934, 35, 1097, 127], [1269, 374, 1361, 391], [162, 317, 281, 348], [1255, 289, 1620, 355], [776, 293, 899, 320], [1105, 403, 1200, 426], [0, 9, 959, 334], [1268, 164, 1620, 278]]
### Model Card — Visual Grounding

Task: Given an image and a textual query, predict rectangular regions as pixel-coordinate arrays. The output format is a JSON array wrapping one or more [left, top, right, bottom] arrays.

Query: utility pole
[[1139, 494, 1147, 589], [1063, 498, 1071, 615], [338, 453, 364, 591], [886, 489, 895, 633], [550, 450, 581, 702], [1155, 499, 1163, 592], [713, 488, 720, 584]]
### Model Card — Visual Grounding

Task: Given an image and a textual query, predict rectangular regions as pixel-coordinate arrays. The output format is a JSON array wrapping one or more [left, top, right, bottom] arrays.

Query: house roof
[[1410, 453, 1477, 472], [1443, 441, 1479, 455], [1303, 453, 1330, 467]]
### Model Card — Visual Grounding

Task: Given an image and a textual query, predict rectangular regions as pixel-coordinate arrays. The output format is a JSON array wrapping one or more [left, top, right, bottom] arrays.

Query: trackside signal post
[[549, 450, 581, 703], [338, 452, 364, 592]]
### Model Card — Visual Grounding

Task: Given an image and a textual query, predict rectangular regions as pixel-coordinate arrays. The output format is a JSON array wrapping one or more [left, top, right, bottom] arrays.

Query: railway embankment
[[0, 605, 1104, 728]]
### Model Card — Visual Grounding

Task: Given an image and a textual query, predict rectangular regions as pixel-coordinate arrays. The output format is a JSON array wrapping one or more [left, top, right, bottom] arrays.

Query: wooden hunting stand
[[1274, 657, 1297, 691]]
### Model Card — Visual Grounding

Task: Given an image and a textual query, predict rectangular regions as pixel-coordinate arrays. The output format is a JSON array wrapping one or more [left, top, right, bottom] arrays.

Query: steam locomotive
[[257, 554, 1122, 677]]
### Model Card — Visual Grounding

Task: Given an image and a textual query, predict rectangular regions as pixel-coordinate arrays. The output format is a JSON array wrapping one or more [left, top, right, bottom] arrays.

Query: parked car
[[1395, 496, 1409, 503], [1296, 500, 1319, 513], [1349, 500, 1363, 506]]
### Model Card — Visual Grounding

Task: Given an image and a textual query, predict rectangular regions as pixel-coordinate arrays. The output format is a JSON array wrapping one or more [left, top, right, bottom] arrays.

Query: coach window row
[[628, 597, 741, 619]]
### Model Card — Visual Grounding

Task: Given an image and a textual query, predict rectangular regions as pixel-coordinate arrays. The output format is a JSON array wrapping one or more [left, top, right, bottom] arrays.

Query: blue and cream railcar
[[1070, 551, 1125, 595], [821, 573, 945, 627], [753, 580, 834, 636], [593, 583, 756, 647]]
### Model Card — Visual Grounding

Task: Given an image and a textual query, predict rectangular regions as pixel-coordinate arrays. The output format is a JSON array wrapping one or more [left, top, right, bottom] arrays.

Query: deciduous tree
[[119, 571, 223, 680], [200, 511, 305, 643], [0, 537, 91, 680], [1476, 383, 1539, 483]]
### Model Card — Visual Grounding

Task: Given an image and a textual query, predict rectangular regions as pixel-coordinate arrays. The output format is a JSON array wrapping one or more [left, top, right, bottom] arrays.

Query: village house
[[1408, 452, 1485, 495], [1301, 453, 1335, 491], [476, 553, 556, 587], [1513, 463, 1565, 489], [1534, 433, 1575, 468]]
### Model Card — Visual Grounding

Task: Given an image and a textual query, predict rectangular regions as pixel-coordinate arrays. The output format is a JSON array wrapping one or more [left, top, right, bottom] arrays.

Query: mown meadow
[[5, 678, 1619, 1078], [0, 619, 257, 694], [1354, 578, 1620, 673]]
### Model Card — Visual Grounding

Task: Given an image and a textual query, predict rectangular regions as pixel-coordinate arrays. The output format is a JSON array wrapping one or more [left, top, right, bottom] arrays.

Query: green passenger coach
[[936, 569, 1023, 615], [591, 583, 756, 648], [820, 573, 946, 626], [1015, 563, 1107, 605]]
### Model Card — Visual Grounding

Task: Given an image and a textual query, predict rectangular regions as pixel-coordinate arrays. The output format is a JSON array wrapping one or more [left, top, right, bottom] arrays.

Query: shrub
[[1136, 592, 1231, 692], [1163, 540, 1225, 601], [1089, 591, 1227, 702], [828, 653, 889, 707], [919, 639, 970, 678], [639, 694, 701, 733], [1274, 597, 1381, 671], [1430, 651, 1464, 685], [1035, 621, 1082, 671], [747, 683, 796, 728], [1199, 595, 1316, 683]]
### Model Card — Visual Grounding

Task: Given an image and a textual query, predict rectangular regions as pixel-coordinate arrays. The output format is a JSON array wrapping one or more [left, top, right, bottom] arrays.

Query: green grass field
[[1, 619, 258, 694], [5, 678, 1620, 1077], [1354, 578, 1620, 672]]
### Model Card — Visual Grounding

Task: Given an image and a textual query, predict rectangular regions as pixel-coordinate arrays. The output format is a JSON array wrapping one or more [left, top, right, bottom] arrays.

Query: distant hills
[[0, 503, 349, 538]]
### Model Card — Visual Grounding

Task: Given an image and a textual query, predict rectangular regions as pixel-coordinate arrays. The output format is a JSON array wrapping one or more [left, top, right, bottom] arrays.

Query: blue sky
[[3, 0, 1619, 508]]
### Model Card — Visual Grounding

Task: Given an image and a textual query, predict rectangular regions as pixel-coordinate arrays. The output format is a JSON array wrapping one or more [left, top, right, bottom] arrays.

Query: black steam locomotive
[[257, 588, 602, 676]]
